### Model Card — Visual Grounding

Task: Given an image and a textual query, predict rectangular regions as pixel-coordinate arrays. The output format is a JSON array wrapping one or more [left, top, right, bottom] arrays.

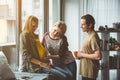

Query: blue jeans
[[82, 76, 96, 80], [57, 61, 77, 80], [41, 66, 70, 80], [66, 61, 77, 80]]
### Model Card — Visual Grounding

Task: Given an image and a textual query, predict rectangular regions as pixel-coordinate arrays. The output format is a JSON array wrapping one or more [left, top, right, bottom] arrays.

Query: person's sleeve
[[91, 35, 100, 52], [20, 33, 32, 62], [59, 36, 69, 57], [41, 32, 49, 46]]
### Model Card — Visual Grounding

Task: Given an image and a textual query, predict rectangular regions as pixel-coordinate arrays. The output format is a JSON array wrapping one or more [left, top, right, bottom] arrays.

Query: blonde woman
[[42, 21, 77, 80], [20, 16, 69, 80]]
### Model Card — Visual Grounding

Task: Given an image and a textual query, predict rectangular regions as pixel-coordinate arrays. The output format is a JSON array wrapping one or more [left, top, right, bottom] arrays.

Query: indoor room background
[[0, 0, 120, 80]]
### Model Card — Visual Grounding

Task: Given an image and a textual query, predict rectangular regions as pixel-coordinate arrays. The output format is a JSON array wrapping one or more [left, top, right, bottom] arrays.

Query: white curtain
[[79, 0, 120, 47], [81, 0, 120, 30]]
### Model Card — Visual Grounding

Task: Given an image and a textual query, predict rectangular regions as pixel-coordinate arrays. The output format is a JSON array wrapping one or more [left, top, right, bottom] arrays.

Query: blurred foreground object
[[0, 51, 16, 80]]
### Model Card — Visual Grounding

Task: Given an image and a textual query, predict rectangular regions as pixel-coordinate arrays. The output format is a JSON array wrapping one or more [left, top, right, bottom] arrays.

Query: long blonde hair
[[23, 15, 38, 33]]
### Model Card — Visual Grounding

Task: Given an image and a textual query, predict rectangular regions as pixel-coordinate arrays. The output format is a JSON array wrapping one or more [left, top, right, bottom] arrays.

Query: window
[[22, 0, 44, 39], [0, 0, 61, 70], [0, 0, 17, 71], [22, 0, 60, 38], [0, 0, 16, 45], [49, 0, 61, 31]]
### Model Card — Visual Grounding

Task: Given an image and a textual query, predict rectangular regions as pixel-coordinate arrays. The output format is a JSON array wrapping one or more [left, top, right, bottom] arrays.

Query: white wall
[[62, 0, 81, 80], [62, 0, 80, 52]]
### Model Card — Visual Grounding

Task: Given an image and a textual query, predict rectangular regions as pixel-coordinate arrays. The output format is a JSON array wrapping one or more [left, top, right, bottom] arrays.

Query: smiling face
[[81, 19, 90, 32], [81, 19, 92, 32], [80, 14, 95, 33], [50, 21, 67, 39], [50, 26, 63, 39]]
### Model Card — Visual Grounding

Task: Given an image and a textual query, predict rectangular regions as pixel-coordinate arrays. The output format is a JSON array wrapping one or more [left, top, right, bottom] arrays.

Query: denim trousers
[[66, 61, 77, 80], [41, 66, 70, 80], [82, 76, 96, 80], [57, 60, 77, 80], [42, 60, 77, 80]]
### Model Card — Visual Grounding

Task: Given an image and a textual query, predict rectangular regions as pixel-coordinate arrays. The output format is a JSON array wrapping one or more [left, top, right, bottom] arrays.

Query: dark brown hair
[[81, 14, 95, 28]]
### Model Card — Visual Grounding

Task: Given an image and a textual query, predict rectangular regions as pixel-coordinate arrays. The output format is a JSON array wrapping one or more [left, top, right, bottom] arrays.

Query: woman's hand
[[44, 55, 51, 59], [39, 62, 52, 69], [45, 55, 60, 59]]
